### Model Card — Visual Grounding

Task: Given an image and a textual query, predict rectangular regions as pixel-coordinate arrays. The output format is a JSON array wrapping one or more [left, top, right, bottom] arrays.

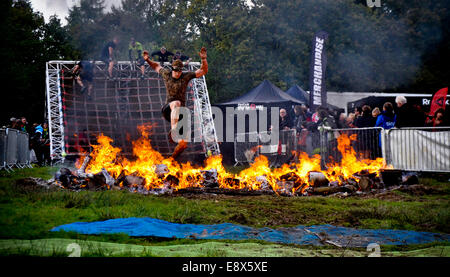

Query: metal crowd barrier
[[234, 131, 260, 165], [234, 129, 297, 166], [0, 129, 6, 171], [384, 127, 450, 172], [0, 128, 32, 172], [319, 126, 450, 173], [320, 127, 383, 167], [17, 129, 31, 168]]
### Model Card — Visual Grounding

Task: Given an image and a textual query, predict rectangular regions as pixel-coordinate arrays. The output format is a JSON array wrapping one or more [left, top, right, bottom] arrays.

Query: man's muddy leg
[[170, 100, 181, 131]]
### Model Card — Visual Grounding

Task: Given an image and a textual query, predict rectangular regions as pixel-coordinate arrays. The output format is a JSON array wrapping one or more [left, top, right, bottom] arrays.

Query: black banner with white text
[[309, 31, 329, 112]]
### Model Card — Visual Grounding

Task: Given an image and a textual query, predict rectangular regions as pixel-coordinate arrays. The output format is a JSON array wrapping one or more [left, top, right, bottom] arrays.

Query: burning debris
[[48, 124, 397, 197]]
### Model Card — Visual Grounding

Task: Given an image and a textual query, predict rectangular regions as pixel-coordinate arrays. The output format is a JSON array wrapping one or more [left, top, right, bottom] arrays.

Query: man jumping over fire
[[143, 47, 208, 159]]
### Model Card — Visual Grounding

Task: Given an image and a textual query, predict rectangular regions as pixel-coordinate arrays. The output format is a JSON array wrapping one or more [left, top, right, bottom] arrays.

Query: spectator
[[293, 105, 309, 152], [41, 122, 51, 165], [151, 46, 174, 65], [129, 37, 146, 79], [355, 105, 376, 128], [354, 106, 362, 119], [279, 108, 292, 130], [30, 123, 44, 166], [13, 119, 21, 130], [293, 105, 304, 132], [173, 51, 191, 66], [315, 107, 338, 160], [311, 110, 319, 123], [303, 105, 312, 122], [426, 108, 447, 128], [317, 107, 337, 130], [7, 117, 17, 128], [19, 117, 30, 133], [372, 107, 381, 119], [100, 37, 119, 79], [270, 109, 294, 167], [71, 60, 94, 100], [353, 105, 377, 159], [412, 103, 427, 126], [330, 108, 340, 121], [395, 95, 424, 128], [302, 107, 331, 155], [375, 102, 396, 129], [336, 113, 347, 129], [346, 113, 356, 128]]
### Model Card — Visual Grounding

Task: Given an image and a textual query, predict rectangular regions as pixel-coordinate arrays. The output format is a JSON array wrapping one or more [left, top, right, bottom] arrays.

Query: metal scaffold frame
[[46, 62, 66, 164], [188, 63, 221, 156], [45, 60, 220, 164]]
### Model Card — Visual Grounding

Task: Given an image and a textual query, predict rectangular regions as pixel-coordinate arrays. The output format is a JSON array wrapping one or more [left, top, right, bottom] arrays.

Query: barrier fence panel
[[17, 131, 31, 168], [320, 127, 383, 167], [5, 128, 18, 168], [234, 131, 260, 165], [260, 129, 297, 166], [0, 128, 31, 171], [384, 127, 450, 172], [234, 129, 297, 166], [0, 129, 6, 170]]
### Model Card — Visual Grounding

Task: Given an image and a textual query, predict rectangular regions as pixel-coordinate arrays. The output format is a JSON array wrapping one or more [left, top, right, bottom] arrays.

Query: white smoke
[[30, 0, 123, 24]]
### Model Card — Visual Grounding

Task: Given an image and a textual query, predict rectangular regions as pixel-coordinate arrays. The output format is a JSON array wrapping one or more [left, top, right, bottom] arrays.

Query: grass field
[[0, 166, 449, 257]]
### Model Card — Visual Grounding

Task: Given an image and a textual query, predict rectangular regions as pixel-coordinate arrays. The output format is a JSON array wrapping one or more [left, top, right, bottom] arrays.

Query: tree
[[1, 0, 78, 123], [66, 0, 108, 59]]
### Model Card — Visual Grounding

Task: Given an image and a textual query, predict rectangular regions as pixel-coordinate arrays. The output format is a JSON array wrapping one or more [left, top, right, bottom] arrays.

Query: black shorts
[[161, 103, 184, 123], [101, 56, 113, 65], [136, 57, 145, 66], [80, 72, 93, 82]]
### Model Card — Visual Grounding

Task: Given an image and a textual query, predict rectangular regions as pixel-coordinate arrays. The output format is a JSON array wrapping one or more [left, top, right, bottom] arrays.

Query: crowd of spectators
[[2, 117, 50, 166], [304, 95, 449, 132], [275, 95, 449, 157], [280, 96, 450, 134]]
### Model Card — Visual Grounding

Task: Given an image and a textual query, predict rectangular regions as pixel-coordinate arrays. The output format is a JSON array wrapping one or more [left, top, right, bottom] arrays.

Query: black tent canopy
[[285, 85, 309, 104], [217, 80, 304, 106], [285, 84, 343, 113]]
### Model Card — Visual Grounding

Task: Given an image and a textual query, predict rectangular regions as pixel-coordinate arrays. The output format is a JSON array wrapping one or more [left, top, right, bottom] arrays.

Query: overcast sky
[[29, 0, 123, 25]]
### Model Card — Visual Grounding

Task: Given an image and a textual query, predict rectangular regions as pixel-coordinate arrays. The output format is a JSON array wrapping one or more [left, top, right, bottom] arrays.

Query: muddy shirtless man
[[143, 47, 208, 159]]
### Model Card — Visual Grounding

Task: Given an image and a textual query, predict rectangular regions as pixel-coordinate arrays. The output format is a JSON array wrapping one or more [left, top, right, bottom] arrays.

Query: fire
[[324, 134, 390, 184], [79, 124, 391, 193]]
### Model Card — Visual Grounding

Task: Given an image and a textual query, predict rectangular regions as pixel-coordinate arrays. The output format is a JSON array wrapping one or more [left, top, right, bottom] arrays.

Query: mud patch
[[228, 213, 249, 225]]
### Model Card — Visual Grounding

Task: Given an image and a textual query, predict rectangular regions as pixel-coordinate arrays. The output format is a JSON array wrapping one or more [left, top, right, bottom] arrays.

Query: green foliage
[[3, 0, 449, 123], [1, 0, 79, 122], [59, 0, 449, 103]]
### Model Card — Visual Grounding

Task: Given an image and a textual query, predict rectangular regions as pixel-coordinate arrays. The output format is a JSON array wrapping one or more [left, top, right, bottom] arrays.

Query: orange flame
[[78, 124, 391, 193], [324, 134, 391, 184]]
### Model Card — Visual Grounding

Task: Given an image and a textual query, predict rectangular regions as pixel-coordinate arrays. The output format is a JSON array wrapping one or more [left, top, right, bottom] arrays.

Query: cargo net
[[60, 63, 204, 158]]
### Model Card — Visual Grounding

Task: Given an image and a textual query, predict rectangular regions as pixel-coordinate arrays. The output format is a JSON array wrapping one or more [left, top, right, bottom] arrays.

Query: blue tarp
[[51, 217, 450, 247]]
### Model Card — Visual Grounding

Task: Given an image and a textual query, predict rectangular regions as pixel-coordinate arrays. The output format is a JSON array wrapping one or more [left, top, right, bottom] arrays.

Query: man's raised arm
[[143, 50, 162, 73], [195, 47, 208, 78]]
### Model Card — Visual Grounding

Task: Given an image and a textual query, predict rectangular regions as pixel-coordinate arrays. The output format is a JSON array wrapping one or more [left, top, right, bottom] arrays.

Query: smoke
[[103, 0, 123, 10], [31, 0, 123, 23], [332, 2, 442, 91], [45, 0, 70, 11], [28, 0, 71, 22], [320, 0, 443, 91], [248, 0, 444, 92]]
